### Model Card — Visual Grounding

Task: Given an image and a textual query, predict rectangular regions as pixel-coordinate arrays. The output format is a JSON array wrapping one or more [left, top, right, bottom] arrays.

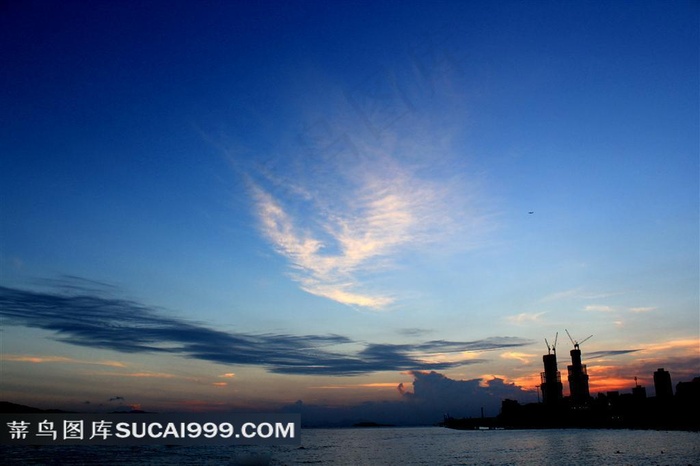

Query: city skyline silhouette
[[1, 0, 697, 427]]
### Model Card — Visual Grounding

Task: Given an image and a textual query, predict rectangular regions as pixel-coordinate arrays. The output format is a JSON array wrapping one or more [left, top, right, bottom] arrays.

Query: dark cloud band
[[0, 283, 533, 376], [585, 349, 642, 359]]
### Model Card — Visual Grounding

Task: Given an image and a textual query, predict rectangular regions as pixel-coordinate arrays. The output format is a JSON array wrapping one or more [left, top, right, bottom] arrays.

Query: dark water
[[2, 427, 699, 465]]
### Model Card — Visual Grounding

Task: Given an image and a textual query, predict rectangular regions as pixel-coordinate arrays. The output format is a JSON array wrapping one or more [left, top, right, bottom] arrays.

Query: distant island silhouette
[[0, 401, 150, 415], [0, 401, 74, 414], [352, 421, 395, 428]]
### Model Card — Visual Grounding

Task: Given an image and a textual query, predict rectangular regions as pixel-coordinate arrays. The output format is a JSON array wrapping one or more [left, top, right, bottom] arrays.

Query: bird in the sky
[[528, 211, 534, 214]]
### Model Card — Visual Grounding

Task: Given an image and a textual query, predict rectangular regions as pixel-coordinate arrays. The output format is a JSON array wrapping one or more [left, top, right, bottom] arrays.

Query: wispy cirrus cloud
[[0, 282, 531, 376], [249, 183, 399, 309], [247, 150, 486, 309], [233, 57, 493, 310]]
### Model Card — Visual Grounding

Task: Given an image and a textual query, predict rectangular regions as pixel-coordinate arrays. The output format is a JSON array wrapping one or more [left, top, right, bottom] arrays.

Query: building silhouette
[[540, 351, 563, 405], [632, 377, 647, 399], [491, 338, 699, 431], [675, 377, 700, 401], [567, 344, 590, 404], [653, 368, 673, 398]]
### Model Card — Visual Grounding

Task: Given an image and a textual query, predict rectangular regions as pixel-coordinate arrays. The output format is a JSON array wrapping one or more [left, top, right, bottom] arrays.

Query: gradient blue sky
[[1, 0, 698, 422]]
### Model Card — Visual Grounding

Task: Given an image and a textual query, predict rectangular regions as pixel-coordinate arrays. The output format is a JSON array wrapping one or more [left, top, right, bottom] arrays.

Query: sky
[[1, 0, 698, 425]]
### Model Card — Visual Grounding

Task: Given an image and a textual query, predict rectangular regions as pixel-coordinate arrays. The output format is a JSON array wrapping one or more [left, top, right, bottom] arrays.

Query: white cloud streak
[[3, 355, 126, 367], [540, 288, 628, 304], [506, 312, 546, 324], [629, 306, 655, 313], [233, 55, 495, 310], [249, 169, 441, 307], [584, 305, 615, 312], [247, 133, 490, 309]]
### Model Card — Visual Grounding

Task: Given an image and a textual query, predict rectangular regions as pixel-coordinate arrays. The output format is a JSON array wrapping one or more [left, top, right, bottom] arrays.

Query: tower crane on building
[[540, 332, 563, 405], [565, 329, 592, 405], [565, 329, 593, 350], [545, 332, 559, 355]]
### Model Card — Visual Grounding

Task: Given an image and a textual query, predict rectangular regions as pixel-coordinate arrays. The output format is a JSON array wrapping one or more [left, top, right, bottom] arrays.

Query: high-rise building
[[567, 345, 590, 405], [653, 368, 673, 399], [540, 352, 563, 405]]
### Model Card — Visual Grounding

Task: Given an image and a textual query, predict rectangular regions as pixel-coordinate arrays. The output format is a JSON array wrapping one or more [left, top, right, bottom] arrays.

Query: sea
[[2, 427, 698, 465]]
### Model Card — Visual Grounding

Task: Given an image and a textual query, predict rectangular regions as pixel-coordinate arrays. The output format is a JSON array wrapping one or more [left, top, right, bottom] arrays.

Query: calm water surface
[[2, 427, 698, 465]]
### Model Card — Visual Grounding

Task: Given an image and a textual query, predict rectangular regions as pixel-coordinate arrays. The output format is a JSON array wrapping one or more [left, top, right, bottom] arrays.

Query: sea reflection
[[2, 427, 699, 465]]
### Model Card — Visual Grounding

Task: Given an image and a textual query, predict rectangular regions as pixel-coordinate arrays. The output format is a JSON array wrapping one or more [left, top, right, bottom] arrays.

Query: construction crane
[[545, 332, 559, 355], [565, 329, 593, 350]]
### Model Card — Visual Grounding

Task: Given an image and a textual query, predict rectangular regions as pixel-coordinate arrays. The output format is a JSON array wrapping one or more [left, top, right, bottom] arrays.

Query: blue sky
[[1, 0, 698, 422]]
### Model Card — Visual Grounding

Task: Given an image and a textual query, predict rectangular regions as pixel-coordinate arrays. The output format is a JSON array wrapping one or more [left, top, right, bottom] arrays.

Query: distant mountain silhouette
[[0, 401, 154, 414], [0, 401, 74, 414]]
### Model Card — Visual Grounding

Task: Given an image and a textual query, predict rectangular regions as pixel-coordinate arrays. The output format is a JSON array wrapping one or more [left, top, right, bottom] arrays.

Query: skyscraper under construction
[[566, 330, 592, 405], [540, 334, 563, 405]]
